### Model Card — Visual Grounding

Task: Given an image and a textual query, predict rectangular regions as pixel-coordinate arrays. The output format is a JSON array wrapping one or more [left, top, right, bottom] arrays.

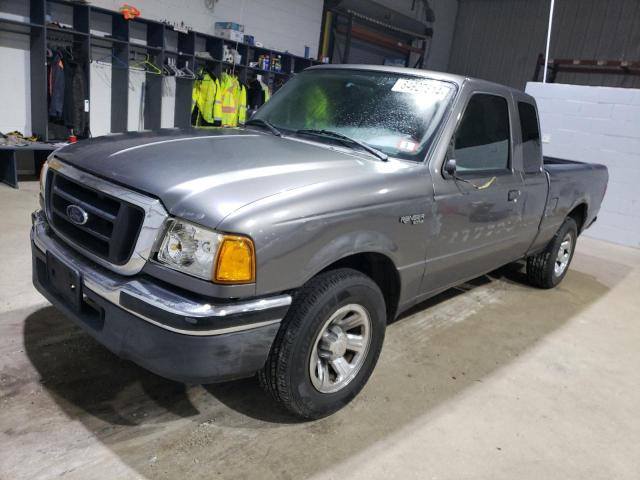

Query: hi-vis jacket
[[192, 71, 247, 127], [219, 72, 247, 127], [192, 71, 222, 125]]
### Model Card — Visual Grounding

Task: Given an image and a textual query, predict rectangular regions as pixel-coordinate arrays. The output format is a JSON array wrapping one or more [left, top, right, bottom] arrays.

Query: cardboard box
[[214, 22, 244, 32], [215, 28, 244, 42]]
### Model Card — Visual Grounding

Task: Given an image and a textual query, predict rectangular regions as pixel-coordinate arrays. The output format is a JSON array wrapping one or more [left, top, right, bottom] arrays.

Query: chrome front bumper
[[31, 210, 291, 336]]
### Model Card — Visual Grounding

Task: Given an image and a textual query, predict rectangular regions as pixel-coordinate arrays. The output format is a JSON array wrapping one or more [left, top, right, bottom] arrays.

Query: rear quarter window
[[518, 102, 542, 173]]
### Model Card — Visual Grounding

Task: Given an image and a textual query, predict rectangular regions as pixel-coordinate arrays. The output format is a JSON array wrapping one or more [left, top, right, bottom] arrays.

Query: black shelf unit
[[0, 0, 322, 140]]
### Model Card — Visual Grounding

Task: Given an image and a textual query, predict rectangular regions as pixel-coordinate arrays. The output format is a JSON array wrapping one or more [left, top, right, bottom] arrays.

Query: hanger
[[180, 60, 196, 80], [130, 53, 162, 75], [164, 57, 184, 77], [223, 64, 237, 76], [146, 55, 163, 75], [91, 48, 129, 69], [162, 62, 175, 76]]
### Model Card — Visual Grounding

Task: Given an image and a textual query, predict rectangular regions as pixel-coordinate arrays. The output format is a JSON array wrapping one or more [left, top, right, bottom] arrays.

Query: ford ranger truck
[[31, 65, 608, 418]]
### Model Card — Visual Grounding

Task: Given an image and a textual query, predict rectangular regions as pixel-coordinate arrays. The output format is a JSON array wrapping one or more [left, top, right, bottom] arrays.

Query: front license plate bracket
[[46, 252, 82, 311]]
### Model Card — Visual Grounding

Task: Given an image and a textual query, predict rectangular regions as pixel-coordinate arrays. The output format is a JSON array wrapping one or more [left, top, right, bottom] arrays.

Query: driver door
[[421, 92, 526, 294]]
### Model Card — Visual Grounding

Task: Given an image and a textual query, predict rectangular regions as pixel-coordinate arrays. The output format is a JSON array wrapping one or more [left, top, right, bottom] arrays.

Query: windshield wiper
[[296, 129, 388, 161], [245, 118, 282, 137]]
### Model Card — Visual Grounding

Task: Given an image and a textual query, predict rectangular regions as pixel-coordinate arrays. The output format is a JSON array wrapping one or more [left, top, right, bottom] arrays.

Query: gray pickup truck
[[31, 65, 608, 418]]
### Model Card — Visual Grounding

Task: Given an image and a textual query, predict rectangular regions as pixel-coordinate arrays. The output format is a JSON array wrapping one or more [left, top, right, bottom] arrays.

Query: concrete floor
[[1, 181, 639, 480]]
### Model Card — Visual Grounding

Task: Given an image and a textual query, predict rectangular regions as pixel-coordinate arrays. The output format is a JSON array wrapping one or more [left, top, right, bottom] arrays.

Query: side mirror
[[444, 158, 457, 177]]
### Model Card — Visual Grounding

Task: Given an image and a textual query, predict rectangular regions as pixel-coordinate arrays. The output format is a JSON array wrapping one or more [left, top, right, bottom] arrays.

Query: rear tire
[[259, 268, 386, 419], [527, 217, 577, 289]]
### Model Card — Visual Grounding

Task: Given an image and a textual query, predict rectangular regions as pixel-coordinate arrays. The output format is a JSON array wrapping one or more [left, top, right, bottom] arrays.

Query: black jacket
[[48, 51, 65, 119]]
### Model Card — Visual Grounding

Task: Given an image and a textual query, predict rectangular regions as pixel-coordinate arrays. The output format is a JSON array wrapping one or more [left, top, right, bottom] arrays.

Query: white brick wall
[[525, 82, 640, 248]]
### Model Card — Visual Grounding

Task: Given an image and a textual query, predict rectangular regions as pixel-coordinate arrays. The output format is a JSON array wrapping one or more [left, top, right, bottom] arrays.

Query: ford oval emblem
[[66, 204, 89, 225]]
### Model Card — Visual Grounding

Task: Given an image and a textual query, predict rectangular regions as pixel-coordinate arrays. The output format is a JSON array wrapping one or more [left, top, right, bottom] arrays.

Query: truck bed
[[538, 156, 608, 242]]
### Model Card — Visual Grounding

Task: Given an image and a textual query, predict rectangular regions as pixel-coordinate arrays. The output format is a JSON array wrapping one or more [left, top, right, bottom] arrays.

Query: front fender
[[301, 230, 399, 285]]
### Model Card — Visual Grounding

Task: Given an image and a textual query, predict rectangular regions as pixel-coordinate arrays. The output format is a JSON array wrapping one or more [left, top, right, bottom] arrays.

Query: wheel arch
[[567, 202, 588, 233], [317, 252, 401, 322]]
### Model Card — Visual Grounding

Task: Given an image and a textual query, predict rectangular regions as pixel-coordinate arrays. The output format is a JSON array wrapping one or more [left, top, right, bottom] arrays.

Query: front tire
[[527, 217, 578, 289], [259, 268, 386, 419]]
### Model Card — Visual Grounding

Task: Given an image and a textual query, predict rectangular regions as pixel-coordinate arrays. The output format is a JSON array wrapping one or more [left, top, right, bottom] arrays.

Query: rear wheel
[[259, 268, 386, 419], [527, 217, 578, 289]]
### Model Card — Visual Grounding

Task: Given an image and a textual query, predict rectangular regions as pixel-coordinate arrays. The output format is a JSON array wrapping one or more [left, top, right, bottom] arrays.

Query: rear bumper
[[31, 211, 290, 383]]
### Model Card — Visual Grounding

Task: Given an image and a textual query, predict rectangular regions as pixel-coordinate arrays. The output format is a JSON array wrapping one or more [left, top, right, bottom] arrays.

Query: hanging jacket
[[247, 79, 263, 110], [217, 72, 248, 127], [191, 75, 203, 125], [191, 71, 222, 126], [247, 78, 271, 110], [191, 71, 204, 117], [213, 79, 223, 124], [48, 50, 65, 119], [71, 63, 88, 136], [200, 72, 219, 124], [220, 72, 240, 127], [62, 50, 74, 128], [238, 83, 247, 126]]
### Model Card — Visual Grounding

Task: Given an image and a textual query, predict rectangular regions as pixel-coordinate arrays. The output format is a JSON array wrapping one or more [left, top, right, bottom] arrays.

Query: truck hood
[[54, 129, 404, 228]]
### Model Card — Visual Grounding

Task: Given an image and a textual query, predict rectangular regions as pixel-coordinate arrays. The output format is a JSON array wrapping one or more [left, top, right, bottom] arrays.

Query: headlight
[[156, 219, 256, 283], [39, 159, 49, 197]]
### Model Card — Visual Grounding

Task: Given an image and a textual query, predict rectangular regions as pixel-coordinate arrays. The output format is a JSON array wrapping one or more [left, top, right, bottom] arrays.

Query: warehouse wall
[[525, 82, 640, 248], [448, 0, 640, 90], [424, 0, 458, 71], [89, 0, 323, 57], [375, 0, 458, 71]]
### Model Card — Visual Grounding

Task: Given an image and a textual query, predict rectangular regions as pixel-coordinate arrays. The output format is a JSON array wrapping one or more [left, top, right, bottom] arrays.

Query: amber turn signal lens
[[214, 235, 256, 283]]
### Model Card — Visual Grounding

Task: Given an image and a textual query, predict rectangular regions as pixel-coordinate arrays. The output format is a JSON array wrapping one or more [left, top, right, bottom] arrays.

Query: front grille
[[46, 170, 145, 265]]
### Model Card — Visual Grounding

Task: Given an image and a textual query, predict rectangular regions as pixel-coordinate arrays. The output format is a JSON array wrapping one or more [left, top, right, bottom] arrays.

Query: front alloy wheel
[[259, 268, 387, 419], [309, 304, 372, 394]]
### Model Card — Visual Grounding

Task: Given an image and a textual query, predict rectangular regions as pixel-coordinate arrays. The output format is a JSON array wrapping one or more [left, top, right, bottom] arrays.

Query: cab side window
[[518, 101, 543, 173], [454, 94, 510, 173]]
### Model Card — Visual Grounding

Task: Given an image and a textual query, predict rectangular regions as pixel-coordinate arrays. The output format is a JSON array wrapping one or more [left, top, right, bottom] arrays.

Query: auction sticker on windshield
[[392, 78, 450, 99], [397, 139, 418, 153]]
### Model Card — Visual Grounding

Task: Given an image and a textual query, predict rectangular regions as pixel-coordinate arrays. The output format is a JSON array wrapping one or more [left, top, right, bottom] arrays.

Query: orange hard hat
[[119, 4, 141, 20]]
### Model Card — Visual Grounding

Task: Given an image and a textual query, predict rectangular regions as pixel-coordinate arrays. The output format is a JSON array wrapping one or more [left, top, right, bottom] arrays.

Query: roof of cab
[[305, 64, 531, 99]]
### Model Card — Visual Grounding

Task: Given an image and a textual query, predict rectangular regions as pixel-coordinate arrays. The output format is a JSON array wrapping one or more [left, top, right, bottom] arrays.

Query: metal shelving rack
[[533, 53, 640, 83], [0, 0, 320, 140]]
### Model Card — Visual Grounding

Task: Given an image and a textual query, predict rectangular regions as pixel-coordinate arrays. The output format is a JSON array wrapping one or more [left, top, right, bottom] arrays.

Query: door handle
[[508, 190, 521, 202]]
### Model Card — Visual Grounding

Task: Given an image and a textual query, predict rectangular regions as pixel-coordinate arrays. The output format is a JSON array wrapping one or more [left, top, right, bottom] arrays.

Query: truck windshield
[[252, 69, 456, 161]]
